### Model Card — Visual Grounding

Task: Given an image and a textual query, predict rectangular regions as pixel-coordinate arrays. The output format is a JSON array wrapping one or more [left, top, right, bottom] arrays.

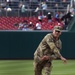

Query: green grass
[[0, 60, 75, 75]]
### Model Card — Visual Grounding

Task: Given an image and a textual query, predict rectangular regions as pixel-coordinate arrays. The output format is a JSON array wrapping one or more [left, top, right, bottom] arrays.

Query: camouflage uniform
[[33, 33, 62, 75]]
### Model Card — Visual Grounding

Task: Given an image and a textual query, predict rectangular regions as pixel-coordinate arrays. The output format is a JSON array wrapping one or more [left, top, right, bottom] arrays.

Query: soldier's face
[[53, 30, 61, 38]]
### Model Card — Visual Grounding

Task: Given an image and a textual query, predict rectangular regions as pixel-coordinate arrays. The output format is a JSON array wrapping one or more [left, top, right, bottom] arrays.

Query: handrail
[[67, 15, 75, 31]]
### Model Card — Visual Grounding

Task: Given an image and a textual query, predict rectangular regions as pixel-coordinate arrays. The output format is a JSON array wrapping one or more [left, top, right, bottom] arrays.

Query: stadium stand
[[0, 0, 74, 30]]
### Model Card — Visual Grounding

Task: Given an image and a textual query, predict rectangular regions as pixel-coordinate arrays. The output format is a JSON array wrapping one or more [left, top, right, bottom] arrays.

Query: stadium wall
[[0, 31, 75, 59]]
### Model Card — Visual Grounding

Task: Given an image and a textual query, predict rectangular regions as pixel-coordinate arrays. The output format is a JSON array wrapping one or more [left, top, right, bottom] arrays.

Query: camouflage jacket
[[34, 33, 62, 63]]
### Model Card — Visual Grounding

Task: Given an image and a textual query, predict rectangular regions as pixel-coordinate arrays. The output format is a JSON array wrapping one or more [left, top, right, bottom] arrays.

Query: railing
[[0, 8, 67, 17], [0, 0, 71, 17]]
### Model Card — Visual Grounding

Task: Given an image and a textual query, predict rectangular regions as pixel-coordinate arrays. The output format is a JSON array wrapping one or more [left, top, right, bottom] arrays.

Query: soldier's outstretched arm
[[60, 56, 67, 63], [46, 37, 67, 63]]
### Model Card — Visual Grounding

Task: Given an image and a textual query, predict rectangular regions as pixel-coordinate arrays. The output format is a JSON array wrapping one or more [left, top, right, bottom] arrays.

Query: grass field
[[0, 60, 75, 75]]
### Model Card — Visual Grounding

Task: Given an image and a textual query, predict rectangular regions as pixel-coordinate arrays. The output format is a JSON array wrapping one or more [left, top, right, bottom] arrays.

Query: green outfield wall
[[0, 31, 75, 59]]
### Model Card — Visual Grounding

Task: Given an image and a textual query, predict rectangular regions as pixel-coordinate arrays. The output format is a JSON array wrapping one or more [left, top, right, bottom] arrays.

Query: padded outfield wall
[[0, 31, 75, 59]]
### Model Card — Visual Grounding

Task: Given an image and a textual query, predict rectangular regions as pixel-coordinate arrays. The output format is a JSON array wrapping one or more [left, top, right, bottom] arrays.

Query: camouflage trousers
[[33, 60, 53, 75]]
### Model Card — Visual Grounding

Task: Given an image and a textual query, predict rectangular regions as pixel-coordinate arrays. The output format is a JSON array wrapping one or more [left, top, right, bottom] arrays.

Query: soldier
[[33, 26, 67, 75]]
